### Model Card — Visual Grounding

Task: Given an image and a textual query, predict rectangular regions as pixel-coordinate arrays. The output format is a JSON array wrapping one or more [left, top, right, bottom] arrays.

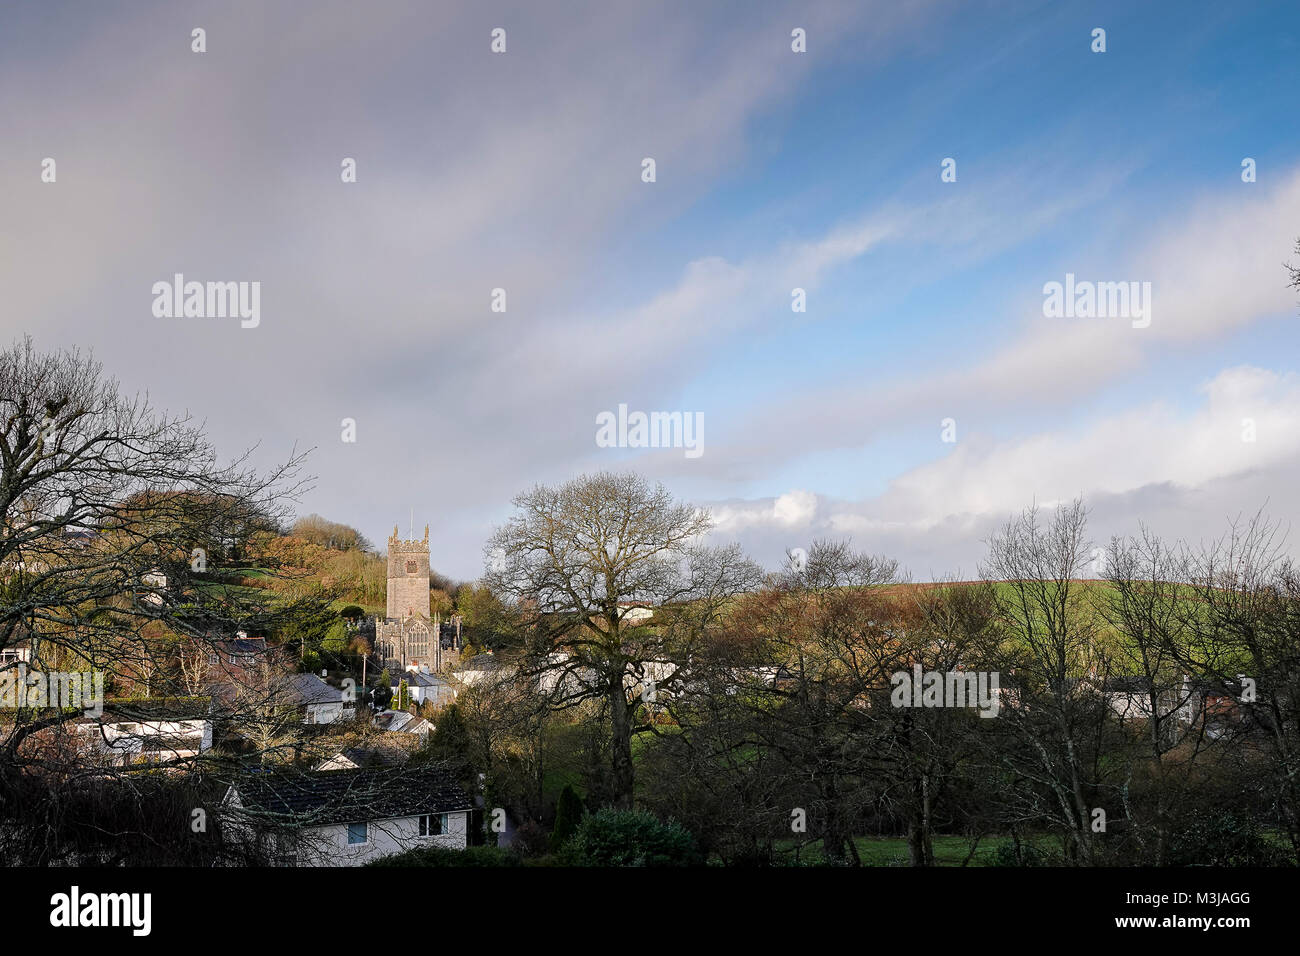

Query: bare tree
[[708, 540, 905, 864], [1287, 237, 1300, 303], [483, 471, 761, 809], [1173, 512, 1300, 862], [980, 499, 1114, 864], [0, 337, 331, 863]]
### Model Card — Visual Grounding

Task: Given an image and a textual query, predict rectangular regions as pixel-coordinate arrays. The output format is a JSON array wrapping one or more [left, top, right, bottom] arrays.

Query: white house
[[281, 672, 351, 724], [140, 568, 168, 606], [221, 765, 473, 866], [453, 650, 600, 697], [454, 652, 504, 688], [79, 699, 213, 767], [393, 667, 456, 707], [617, 602, 654, 624], [0, 645, 32, 667]]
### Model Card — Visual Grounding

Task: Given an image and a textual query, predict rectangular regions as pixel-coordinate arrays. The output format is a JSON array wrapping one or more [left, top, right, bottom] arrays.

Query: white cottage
[[221, 765, 473, 866], [79, 699, 213, 767], [281, 672, 351, 724]]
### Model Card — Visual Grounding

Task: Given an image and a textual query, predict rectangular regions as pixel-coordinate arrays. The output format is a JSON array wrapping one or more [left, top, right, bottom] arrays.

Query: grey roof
[[283, 673, 346, 706], [373, 710, 431, 734], [392, 670, 451, 689], [230, 765, 471, 827], [320, 745, 409, 769], [213, 636, 267, 656], [82, 697, 212, 723]]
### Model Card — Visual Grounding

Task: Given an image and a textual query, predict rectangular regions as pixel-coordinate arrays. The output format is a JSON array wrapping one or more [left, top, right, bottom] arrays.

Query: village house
[[281, 672, 351, 725], [617, 601, 655, 624], [0, 642, 33, 668], [392, 667, 456, 707], [454, 651, 504, 688], [1100, 675, 1165, 721], [139, 568, 168, 606], [221, 765, 473, 866], [78, 698, 213, 767], [1175, 674, 1266, 739], [208, 633, 268, 673]]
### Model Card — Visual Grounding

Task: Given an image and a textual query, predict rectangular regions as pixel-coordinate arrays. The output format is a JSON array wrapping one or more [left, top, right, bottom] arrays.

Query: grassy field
[[776, 833, 1059, 866]]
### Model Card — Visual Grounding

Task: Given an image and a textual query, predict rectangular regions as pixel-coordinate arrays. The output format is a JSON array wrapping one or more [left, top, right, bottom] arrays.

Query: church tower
[[386, 525, 431, 620], [376, 524, 434, 672], [375, 522, 461, 678]]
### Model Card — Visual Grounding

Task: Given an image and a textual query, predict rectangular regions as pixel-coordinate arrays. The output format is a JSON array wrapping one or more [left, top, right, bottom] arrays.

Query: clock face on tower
[[406, 560, 418, 574]]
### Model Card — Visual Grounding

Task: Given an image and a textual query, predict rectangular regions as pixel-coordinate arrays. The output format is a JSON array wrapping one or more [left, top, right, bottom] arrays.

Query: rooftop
[[229, 765, 471, 827], [282, 673, 346, 706]]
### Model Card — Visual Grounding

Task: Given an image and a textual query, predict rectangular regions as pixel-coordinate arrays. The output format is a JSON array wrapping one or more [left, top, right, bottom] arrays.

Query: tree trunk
[[908, 774, 935, 866], [608, 677, 635, 809]]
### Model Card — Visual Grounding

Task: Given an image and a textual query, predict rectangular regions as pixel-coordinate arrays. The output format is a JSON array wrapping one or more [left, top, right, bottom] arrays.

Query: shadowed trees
[[0, 337, 335, 863]]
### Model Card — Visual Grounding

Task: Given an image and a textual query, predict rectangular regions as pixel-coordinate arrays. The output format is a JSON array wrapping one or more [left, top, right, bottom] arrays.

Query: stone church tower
[[386, 525, 430, 622], [375, 524, 453, 673]]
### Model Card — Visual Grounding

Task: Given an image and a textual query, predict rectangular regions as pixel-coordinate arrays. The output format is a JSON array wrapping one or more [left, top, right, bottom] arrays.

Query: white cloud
[[706, 365, 1300, 575], [774, 489, 818, 526]]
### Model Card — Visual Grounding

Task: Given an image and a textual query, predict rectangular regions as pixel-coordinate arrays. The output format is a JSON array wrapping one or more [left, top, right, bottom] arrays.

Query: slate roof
[[213, 636, 267, 658], [229, 765, 471, 827], [373, 710, 431, 734], [394, 670, 451, 689], [316, 744, 410, 770], [83, 697, 212, 723], [283, 673, 346, 706]]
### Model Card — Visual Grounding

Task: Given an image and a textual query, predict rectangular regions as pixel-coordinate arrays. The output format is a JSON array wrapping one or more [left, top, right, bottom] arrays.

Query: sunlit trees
[[483, 471, 760, 809]]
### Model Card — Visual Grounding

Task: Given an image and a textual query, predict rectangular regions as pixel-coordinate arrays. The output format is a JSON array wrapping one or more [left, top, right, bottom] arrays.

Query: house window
[[347, 822, 368, 845], [418, 814, 446, 837]]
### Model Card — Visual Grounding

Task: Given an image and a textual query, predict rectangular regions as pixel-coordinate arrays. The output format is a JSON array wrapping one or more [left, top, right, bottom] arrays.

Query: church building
[[375, 525, 458, 673]]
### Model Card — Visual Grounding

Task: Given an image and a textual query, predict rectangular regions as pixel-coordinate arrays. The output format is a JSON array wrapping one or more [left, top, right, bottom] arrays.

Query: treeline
[[430, 474, 1300, 867]]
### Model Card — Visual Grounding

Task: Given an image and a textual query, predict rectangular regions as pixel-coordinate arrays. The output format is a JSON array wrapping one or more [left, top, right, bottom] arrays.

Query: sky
[[3, 0, 1299, 580]]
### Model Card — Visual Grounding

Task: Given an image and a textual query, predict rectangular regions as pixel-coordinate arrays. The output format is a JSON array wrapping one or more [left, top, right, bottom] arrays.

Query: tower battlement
[[385, 525, 431, 622], [388, 524, 429, 551]]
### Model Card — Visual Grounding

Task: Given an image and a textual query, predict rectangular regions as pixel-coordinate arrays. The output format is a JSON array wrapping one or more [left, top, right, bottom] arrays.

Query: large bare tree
[[483, 471, 760, 809], [0, 337, 337, 863], [980, 499, 1115, 864]]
